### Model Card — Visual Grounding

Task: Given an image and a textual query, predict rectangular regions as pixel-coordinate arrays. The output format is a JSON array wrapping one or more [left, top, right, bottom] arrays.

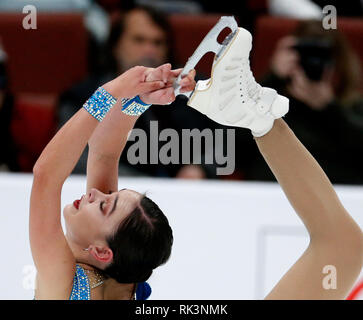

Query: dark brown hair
[[105, 5, 174, 73], [103, 195, 173, 283]]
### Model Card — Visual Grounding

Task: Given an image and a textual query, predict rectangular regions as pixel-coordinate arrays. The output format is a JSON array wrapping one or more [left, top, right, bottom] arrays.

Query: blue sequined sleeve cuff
[[121, 95, 151, 116], [83, 87, 117, 121]]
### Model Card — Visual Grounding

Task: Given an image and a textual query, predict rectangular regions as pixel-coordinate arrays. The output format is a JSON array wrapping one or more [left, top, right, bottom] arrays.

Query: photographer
[[250, 20, 363, 184]]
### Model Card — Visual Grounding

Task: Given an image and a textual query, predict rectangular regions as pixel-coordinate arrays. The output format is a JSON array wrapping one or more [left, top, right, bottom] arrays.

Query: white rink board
[[0, 172, 362, 300]]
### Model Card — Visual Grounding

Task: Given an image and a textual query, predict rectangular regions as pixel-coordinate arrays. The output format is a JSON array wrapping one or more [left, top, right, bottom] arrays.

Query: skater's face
[[115, 9, 168, 71], [63, 188, 142, 248]]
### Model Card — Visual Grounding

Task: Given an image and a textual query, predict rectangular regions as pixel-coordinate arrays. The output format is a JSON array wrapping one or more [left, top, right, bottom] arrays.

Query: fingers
[[170, 68, 183, 77], [160, 63, 172, 83], [170, 68, 196, 81], [160, 86, 176, 104], [180, 82, 196, 93], [179, 69, 196, 93], [161, 67, 184, 87], [144, 63, 171, 82], [141, 65, 196, 97], [140, 85, 176, 105], [138, 80, 166, 95]]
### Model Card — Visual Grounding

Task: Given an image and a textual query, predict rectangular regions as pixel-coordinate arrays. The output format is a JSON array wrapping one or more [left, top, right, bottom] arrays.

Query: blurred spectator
[[0, 43, 18, 171], [242, 20, 363, 184], [58, 5, 217, 179]]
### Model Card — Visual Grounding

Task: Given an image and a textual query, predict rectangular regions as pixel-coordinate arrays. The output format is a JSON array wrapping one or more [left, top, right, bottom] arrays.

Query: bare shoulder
[[34, 267, 75, 300]]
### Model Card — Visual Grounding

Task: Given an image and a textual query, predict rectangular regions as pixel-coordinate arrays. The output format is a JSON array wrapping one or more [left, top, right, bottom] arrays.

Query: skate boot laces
[[220, 56, 262, 110]]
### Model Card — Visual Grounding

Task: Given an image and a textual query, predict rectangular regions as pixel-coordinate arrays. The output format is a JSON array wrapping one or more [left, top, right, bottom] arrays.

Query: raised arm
[[85, 64, 195, 194], [185, 25, 363, 299], [256, 119, 363, 299], [30, 66, 165, 294], [86, 107, 138, 194]]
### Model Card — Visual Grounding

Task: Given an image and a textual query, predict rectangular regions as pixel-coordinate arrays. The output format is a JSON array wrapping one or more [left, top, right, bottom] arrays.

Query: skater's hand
[[102, 66, 165, 99], [178, 68, 197, 93], [140, 64, 196, 105], [140, 63, 175, 104]]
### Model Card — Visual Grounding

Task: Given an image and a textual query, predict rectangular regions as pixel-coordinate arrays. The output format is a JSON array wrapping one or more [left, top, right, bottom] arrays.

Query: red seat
[[0, 13, 88, 95], [168, 14, 237, 77], [0, 13, 88, 171], [10, 94, 57, 172]]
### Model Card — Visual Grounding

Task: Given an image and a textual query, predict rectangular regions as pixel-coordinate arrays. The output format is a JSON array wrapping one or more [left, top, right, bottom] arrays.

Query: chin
[[63, 203, 76, 218]]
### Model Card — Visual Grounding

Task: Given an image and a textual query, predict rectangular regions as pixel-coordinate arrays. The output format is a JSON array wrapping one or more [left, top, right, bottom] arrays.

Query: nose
[[88, 188, 106, 203]]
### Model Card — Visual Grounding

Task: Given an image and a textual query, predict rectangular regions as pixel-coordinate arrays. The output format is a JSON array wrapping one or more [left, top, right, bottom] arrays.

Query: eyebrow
[[109, 195, 119, 217]]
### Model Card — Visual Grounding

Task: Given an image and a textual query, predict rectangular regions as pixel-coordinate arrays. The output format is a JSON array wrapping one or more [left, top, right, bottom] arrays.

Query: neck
[[65, 235, 102, 269], [103, 279, 135, 300], [65, 236, 135, 299]]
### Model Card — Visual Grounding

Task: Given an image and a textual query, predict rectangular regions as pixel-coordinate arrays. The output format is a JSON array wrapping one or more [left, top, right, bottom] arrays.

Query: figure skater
[[31, 24, 362, 300], [30, 64, 196, 300]]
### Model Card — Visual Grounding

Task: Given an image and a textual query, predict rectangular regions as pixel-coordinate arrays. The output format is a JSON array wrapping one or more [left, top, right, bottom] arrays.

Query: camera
[[0, 46, 7, 90], [292, 38, 334, 81]]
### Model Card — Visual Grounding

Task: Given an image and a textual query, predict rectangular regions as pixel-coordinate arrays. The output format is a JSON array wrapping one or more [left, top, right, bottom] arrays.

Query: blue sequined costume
[[69, 264, 151, 300]]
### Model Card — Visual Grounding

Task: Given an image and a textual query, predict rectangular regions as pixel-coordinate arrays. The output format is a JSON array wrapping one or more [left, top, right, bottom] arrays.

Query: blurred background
[[0, 0, 363, 300], [0, 0, 363, 184]]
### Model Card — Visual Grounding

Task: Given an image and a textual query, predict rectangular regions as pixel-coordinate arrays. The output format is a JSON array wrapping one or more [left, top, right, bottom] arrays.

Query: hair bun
[[136, 282, 152, 300]]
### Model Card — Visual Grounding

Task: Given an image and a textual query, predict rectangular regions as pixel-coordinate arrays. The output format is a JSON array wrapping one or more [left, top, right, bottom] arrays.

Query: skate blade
[[173, 16, 238, 98]]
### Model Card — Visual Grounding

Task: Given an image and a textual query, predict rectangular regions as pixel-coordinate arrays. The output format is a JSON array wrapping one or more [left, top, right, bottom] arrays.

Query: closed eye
[[109, 195, 119, 217]]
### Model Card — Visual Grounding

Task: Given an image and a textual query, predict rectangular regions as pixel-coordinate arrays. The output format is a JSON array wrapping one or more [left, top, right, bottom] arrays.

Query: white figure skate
[[173, 16, 238, 97], [175, 17, 289, 137]]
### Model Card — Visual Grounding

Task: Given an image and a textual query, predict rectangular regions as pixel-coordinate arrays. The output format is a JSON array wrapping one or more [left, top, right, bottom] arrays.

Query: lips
[[73, 195, 85, 210], [73, 199, 80, 210]]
